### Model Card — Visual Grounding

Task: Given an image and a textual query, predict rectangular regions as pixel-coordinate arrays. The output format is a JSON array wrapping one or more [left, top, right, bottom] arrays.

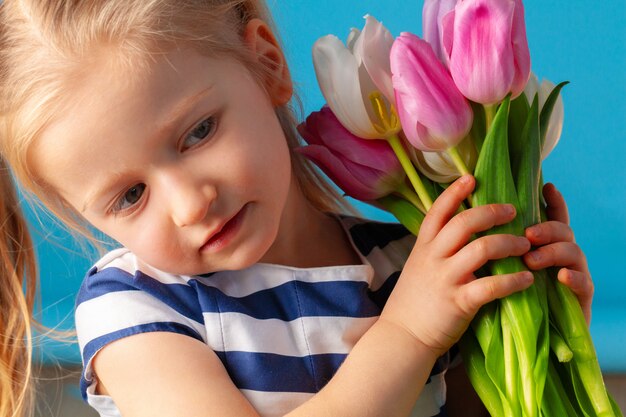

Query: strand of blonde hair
[[0, 157, 37, 417]]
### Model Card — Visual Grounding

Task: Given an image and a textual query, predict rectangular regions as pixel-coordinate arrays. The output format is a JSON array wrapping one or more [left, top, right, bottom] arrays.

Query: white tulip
[[524, 73, 565, 160], [409, 135, 477, 183], [312, 15, 395, 139]]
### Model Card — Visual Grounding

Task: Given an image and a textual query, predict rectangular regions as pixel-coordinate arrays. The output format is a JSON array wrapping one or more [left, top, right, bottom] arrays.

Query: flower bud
[[442, 0, 531, 104], [296, 107, 405, 200], [391, 32, 473, 151]]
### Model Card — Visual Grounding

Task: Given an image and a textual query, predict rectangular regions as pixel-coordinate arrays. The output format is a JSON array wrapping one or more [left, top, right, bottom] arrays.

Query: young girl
[[0, 1, 594, 416]]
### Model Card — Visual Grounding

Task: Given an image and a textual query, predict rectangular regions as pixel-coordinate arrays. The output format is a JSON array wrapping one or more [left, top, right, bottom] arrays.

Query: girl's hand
[[382, 174, 534, 357], [523, 183, 594, 325]]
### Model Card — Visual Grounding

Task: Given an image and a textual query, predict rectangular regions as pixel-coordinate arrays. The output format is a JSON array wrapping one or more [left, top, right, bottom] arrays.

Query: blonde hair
[[0, 2, 355, 414], [0, 156, 37, 417]]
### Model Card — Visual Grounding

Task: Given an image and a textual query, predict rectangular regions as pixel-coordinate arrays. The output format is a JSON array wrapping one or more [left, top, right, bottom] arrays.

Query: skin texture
[[30, 17, 594, 417]]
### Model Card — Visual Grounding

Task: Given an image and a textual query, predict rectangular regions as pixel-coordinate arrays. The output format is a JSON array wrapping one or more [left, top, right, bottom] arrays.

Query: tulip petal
[[538, 79, 564, 160], [448, 0, 516, 104], [360, 15, 395, 103], [410, 134, 477, 182], [509, 0, 531, 98], [412, 148, 459, 183], [423, 0, 458, 65], [346, 28, 361, 53], [298, 107, 402, 170], [295, 145, 392, 200], [524, 74, 565, 159], [441, 9, 455, 62], [524, 72, 540, 102], [313, 35, 378, 138]]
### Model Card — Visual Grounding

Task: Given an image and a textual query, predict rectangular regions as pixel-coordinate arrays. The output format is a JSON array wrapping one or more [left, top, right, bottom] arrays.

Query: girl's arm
[[92, 175, 535, 417]]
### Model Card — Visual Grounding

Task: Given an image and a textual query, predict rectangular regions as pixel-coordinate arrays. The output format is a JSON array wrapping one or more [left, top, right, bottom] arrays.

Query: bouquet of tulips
[[297, 1, 623, 416]]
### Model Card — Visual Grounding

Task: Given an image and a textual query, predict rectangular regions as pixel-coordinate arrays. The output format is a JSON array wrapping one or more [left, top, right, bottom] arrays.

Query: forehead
[[29, 48, 239, 195]]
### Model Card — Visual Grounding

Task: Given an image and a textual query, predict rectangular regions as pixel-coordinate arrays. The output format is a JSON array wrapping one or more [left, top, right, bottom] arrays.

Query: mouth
[[200, 204, 248, 253]]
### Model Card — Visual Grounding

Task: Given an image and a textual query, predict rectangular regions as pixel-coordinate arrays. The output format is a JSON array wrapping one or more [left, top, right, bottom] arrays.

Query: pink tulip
[[422, 0, 458, 65], [390, 32, 473, 151], [442, 0, 531, 105], [296, 107, 405, 201]]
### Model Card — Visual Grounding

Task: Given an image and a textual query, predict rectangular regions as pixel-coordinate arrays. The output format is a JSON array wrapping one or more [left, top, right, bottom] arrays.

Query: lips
[[200, 204, 247, 252]]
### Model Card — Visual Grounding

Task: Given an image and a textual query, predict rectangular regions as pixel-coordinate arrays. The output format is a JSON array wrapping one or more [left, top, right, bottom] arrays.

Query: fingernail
[[522, 271, 534, 283], [527, 226, 541, 238], [506, 204, 516, 215], [529, 251, 542, 262], [460, 175, 471, 184]]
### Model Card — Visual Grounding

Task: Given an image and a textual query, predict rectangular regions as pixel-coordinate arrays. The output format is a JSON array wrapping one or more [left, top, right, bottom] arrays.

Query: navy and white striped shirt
[[75, 216, 455, 416]]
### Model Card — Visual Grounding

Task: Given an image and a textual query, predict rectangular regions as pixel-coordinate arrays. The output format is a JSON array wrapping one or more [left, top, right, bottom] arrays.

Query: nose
[[156, 166, 216, 227]]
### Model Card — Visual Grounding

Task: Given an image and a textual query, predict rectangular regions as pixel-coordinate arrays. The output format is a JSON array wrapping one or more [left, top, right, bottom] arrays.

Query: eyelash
[[111, 183, 146, 215], [181, 115, 219, 151], [110, 116, 219, 216]]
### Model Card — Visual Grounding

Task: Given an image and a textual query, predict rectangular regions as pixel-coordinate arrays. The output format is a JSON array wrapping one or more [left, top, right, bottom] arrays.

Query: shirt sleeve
[[74, 249, 207, 402]]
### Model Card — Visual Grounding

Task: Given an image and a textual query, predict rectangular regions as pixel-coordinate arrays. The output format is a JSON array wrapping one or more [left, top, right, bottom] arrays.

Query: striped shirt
[[75, 216, 456, 416]]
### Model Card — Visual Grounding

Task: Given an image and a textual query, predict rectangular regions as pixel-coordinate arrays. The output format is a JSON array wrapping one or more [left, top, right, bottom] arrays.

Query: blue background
[[30, 0, 626, 371]]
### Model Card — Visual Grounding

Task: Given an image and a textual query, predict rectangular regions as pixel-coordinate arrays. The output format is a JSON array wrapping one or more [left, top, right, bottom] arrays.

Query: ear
[[243, 18, 293, 106]]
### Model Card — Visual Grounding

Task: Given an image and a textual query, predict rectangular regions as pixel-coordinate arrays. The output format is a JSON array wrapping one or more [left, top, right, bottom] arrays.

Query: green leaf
[[472, 96, 543, 417], [470, 101, 487, 153], [376, 194, 424, 236], [568, 360, 595, 417], [515, 95, 542, 228], [501, 311, 522, 417], [513, 109, 550, 411], [539, 81, 569, 149], [609, 392, 625, 417], [508, 93, 531, 181], [532, 271, 550, 409], [541, 359, 581, 417], [459, 330, 507, 417], [472, 96, 523, 234], [549, 325, 573, 363], [545, 268, 616, 416]]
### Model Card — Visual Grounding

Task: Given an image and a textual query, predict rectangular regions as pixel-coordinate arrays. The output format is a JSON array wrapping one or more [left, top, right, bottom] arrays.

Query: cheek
[[101, 214, 178, 263], [223, 124, 292, 194]]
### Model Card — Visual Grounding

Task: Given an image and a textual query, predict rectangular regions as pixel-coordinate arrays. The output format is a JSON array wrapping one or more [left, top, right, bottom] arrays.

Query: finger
[[417, 174, 475, 244], [525, 221, 575, 246], [434, 203, 518, 255], [458, 271, 534, 315], [543, 183, 569, 225], [557, 268, 593, 325], [523, 242, 588, 272], [450, 234, 530, 276]]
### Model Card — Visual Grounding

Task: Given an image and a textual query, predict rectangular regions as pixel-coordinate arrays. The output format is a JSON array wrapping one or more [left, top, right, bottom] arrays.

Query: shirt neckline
[[252, 214, 373, 272]]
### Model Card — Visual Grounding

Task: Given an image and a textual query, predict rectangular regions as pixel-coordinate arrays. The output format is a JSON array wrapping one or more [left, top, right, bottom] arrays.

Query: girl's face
[[31, 47, 300, 275]]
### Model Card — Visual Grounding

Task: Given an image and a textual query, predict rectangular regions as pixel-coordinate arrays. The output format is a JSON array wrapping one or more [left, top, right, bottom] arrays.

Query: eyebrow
[[80, 85, 215, 213]]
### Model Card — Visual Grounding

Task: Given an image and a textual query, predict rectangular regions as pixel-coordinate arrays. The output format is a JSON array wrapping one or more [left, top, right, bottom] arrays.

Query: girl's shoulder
[[76, 248, 198, 309]]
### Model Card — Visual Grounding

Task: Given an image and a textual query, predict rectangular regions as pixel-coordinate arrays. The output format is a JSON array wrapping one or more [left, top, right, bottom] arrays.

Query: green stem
[[386, 133, 433, 211], [459, 331, 506, 417], [542, 360, 581, 417], [550, 330, 573, 363], [502, 312, 521, 417], [396, 183, 426, 214], [484, 104, 497, 131], [446, 145, 471, 176], [447, 145, 473, 203]]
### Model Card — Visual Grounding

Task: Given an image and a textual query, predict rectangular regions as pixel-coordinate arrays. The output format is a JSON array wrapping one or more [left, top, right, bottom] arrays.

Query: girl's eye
[[112, 183, 146, 213], [182, 116, 218, 150]]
